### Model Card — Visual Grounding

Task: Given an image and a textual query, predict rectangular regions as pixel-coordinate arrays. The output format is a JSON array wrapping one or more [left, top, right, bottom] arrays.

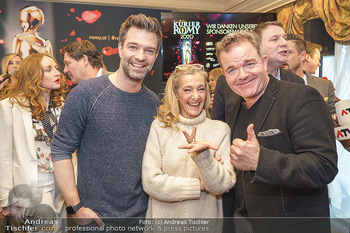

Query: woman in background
[[208, 67, 222, 94], [208, 67, 222, 110], [142, 64, 235, 224], [0, 53, 23, 90], [0, 53, 68, 218]]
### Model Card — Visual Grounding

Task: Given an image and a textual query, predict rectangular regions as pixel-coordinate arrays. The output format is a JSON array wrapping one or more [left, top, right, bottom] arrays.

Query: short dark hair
[[287, 34, 307, 54], [119, 13, 162, 52], [253, 21, 284, 39], [61, 40, 103, 69]]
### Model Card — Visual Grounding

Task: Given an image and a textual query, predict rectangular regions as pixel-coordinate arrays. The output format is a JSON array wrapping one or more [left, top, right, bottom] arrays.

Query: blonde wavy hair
[[1, 53, 23, 74], [0, 53, 68, 121], [157, 64, 211, 129]]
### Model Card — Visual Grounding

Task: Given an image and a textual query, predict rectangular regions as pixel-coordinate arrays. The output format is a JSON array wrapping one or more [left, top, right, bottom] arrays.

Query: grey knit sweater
[[51, 75, 160, 217]]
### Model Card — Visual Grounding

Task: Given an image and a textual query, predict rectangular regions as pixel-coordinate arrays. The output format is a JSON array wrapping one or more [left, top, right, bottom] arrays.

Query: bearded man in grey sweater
[[51, 14, 162, 229]]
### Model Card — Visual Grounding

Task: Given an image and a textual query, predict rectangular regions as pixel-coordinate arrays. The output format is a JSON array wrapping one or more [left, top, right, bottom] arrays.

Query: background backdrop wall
[[0, 0, 164, 94], [162, 12, 276, 81], [0, 0, 276, 94]]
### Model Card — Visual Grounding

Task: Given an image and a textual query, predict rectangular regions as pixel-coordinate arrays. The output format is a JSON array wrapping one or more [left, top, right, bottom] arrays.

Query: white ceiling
[[30, 0, 296, 13]]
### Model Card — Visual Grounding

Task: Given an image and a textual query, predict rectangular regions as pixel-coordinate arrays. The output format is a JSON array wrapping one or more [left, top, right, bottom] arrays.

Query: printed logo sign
[[341, 108, 350, 116], [173, 21, 201, 39], [335, 126, 350, 141]]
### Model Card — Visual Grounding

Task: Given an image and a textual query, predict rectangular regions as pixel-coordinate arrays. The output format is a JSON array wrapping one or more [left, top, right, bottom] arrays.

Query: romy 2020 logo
[[173, 20, 201, 39]]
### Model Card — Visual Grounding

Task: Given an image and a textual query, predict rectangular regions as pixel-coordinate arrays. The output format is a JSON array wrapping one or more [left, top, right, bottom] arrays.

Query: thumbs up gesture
[[230, 124, 260, 171]]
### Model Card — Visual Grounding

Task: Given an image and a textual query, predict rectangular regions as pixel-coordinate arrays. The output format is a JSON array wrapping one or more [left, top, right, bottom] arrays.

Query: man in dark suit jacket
[[216, 30, 337, 233], [285, 34, 337, 114], [211, 21, 304, 123], [304, 41, 350, 152]]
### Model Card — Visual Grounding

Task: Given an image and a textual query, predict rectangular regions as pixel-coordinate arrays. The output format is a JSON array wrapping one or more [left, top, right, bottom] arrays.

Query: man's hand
[[332, 114, 340, 127], [71, 207, 104, 227], [230, 124, 260, 171]]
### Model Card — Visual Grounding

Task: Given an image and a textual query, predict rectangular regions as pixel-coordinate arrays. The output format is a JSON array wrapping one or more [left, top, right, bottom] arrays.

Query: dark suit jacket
[[211, 68, 304, 123], [227, 77, 338, 232], [279, 67, 305, 83], [306, 73, 337, 114]]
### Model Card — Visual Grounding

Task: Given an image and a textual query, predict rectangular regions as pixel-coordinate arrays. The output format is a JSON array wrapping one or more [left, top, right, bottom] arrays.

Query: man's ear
[[305, 53, 311, 62], [82, 55, 89, 67], [262, 55, 268, 71], [118, 42, 123, 59], [300, 50, 307, 62], [221, 69, 226, 77]]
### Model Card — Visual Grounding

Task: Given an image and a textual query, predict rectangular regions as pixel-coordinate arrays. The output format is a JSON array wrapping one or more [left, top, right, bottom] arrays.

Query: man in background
[[285, 34, 337, 114], [212, 21, 304, 123], [61, 40, 109, 84], [304, 41, 322, 75], [51, 13, 162, 228], [287, 37, 350, 153]]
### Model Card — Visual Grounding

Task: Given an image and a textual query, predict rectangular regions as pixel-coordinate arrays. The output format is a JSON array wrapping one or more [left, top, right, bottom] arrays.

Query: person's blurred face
[[305, 48, 321, 74], [176, 73, 206, 119], [63, 53, 86, 84], [220, 40, 269, 107], [8, 203, 22, 219], [285, 41, 302, 72], [7, 56, 22, 73], [260, 25, 288, 69], [40, 56, 61, 91], [208, 74, 217, 93], [119, 26, 158, 82], [8, 198, 32, 220]]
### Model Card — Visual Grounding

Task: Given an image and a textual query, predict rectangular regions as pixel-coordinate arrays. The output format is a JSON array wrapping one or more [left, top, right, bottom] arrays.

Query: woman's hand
[[179, 140, 219, 155], [182, 126, 197, 144], [179, 126, 223, 192], [178, 126, 218, 155], [215, 157, 224, 165], [210, 93, 214, 109], [0, 74, 8, 90]]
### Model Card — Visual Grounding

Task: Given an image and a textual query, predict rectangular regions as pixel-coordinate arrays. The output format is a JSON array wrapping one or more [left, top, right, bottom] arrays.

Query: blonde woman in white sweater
[[142, 64, 236, 221]]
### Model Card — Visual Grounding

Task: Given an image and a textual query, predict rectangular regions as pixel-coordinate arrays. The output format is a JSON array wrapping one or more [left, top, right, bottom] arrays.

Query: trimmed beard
[[122, 63, 150, 82]]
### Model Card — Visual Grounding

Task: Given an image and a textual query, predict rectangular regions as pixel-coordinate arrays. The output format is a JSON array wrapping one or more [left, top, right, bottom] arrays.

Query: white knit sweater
[[142, 110, 236, 218]]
